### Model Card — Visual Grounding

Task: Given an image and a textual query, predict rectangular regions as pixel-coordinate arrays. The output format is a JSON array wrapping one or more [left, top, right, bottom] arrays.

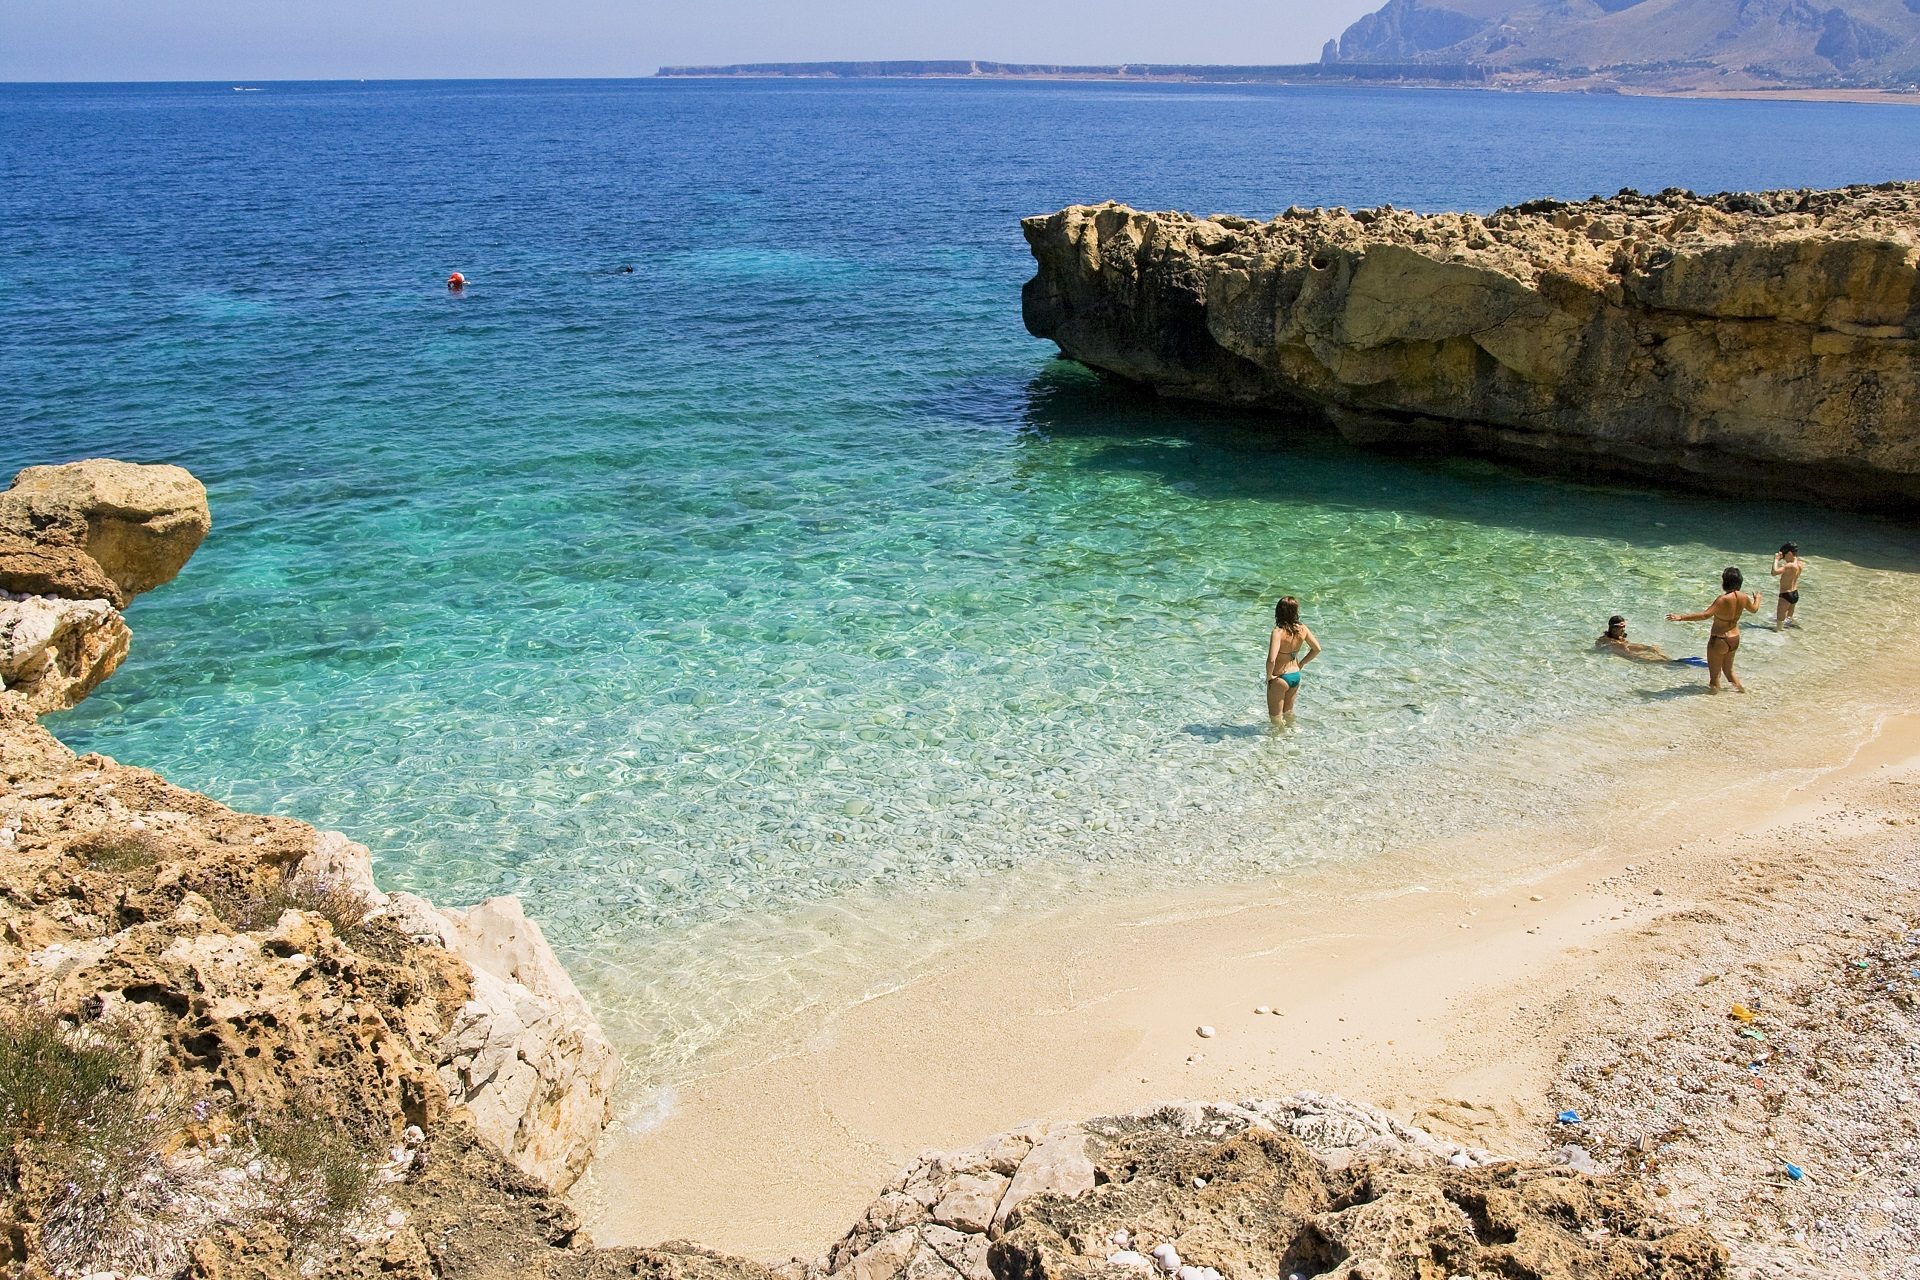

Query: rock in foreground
[[1022, 184, 1920, 509], [810, 1099, 1724, 1280]]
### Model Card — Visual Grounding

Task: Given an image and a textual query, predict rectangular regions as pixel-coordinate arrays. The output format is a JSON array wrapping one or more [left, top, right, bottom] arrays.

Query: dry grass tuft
[[0, 1004, 207, 1276], [213, 870, 375, 938], [1, 1010, 381, 1272], [74, 826, 166, 872], [248, 1107, 377, 1246]]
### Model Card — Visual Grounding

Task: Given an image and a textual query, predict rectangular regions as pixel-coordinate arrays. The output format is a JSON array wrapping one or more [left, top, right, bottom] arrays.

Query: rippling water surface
[[5, 79, 1919, 1064]]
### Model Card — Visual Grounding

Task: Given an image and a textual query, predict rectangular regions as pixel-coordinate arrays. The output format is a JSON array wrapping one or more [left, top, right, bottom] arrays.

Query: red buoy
[[447, 272, 466, 291]]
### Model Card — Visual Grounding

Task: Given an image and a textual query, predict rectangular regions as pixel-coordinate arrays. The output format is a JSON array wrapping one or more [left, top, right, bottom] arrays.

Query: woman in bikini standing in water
[[1265, 596, 1322, 723], [1667, 567, 1763, 693]]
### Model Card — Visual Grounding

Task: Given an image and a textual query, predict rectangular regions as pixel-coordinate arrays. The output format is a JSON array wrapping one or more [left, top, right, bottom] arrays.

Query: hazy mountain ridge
[[1329, 0, 1920, 89]]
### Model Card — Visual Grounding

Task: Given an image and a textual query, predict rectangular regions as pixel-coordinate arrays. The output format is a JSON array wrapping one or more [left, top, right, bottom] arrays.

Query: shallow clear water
[[5, 79, 1920, 1067]]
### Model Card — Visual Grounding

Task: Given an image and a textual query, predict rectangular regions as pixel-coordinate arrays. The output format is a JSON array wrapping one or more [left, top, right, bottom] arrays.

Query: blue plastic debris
[[1785, 1163, 1805, 1181], [1556, 1109, 1582, 1125]]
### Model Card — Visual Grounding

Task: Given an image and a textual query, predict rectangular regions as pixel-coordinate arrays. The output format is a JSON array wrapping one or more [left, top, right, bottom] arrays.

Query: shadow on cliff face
[[1015, 362, 1920, 573]]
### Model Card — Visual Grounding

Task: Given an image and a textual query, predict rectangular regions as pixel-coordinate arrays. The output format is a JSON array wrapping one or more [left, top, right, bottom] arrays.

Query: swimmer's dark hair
[[1275, 596, 1300, 629], [1780, 541, 1798, 556], [1722, 566, 1743, 592], [1603, 615, 1627, 639]]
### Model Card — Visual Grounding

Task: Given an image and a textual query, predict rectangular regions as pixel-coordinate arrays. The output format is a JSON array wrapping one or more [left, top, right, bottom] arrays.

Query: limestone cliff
[[0, 461, 628, 1278], [1021, 183, 1920, 509]]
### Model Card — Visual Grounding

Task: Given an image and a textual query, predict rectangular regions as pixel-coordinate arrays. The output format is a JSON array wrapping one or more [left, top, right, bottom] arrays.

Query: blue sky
[[3, 0, 1381, 81]]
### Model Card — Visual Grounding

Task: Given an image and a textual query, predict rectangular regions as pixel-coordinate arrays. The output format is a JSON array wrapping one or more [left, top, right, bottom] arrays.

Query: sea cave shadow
[[1013, 362, 1920, 573], [1181, 721, 1272, 742]]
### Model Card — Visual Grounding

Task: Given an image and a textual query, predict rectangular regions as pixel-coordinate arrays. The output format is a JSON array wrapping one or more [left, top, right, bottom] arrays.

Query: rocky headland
[[11, 456, 1861, 1280], [1327, 0, 1920, 93], [1022, 183, 1920, 509]]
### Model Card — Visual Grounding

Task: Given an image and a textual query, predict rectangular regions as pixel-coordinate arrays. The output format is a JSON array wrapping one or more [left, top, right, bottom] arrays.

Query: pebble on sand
[[1196, 1025, 1215, 1038]]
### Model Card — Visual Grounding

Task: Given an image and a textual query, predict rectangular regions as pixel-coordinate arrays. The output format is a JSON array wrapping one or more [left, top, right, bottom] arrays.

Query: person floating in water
[[1667, 567, 1762, 693], [1265, 595, 1321, 723], [1771, 542, 1806, 630], [1596, 615, 1671, 662]]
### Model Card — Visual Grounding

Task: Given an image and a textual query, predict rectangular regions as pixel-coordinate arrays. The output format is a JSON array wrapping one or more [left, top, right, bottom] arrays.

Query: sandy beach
[[581, 640, 1920, 1276]]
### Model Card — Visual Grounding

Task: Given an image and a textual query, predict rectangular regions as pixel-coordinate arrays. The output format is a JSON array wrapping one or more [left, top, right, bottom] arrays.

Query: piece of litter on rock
[[1549, 1144, 1598, 1174], [1556, 1109, 1582, 1125], [1192, 1176, 1207, 1189], [1729, 1003, 1757, 1023], [1195, 1025, 1215, 1039], [1784, 1162, 1805, 1181], [1108, 1253, 1153, 1270]]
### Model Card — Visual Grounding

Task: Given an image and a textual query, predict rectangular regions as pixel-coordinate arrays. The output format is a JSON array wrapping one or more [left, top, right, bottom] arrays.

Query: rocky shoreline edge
[[1021, 183, 1920, 511], [5, 460, 1733, 1279]]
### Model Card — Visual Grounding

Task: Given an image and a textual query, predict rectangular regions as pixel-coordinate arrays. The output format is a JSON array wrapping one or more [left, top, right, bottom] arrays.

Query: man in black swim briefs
[[1771, 543, 1805, 630]]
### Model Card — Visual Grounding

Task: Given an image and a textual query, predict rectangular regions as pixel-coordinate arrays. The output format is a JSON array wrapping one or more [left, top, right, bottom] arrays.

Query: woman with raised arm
[[1265, 596, 1321, 723], [1667, 567, 1763, 693]]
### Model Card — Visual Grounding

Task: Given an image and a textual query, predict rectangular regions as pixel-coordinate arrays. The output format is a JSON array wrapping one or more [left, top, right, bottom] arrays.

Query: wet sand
[[578, 642, 1920, 1267]]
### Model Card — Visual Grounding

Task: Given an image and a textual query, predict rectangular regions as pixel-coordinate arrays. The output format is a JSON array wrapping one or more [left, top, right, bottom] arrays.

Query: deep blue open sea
[[5, 78, 1920, 1063]]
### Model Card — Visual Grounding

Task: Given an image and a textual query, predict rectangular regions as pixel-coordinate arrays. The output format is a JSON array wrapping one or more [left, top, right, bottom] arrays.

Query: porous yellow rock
[[0, 458, 211, 605], [1022, 184, 1920, 508]]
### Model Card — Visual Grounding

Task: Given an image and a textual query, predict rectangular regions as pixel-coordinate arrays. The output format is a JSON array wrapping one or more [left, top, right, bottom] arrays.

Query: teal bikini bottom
[[1277, 670, 1301, 688]]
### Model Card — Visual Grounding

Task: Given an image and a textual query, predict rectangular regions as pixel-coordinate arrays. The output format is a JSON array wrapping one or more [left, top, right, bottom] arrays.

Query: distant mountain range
[[1325, 0, 1920, 89]]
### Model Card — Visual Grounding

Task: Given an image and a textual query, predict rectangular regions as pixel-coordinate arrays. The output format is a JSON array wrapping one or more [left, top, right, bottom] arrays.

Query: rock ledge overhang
[[1022, 183, 1920, 509]]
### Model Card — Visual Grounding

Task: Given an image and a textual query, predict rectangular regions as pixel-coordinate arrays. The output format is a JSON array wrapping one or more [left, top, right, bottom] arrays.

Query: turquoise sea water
[[5, 80, 1920, 1064]]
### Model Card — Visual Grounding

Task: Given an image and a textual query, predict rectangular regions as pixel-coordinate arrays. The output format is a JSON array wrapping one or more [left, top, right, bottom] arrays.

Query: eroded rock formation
[[0, 458, 211, 606], [0, 461, 628, 1277], [807, 1100, 1724, 1280], [1022, 184, 1920, 508], [0, 459, 210, 712]]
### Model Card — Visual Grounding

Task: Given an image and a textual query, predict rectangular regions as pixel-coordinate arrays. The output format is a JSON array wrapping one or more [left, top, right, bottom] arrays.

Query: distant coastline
[[650, 59, 1920, 103], [653, 59, 1489, 86]]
